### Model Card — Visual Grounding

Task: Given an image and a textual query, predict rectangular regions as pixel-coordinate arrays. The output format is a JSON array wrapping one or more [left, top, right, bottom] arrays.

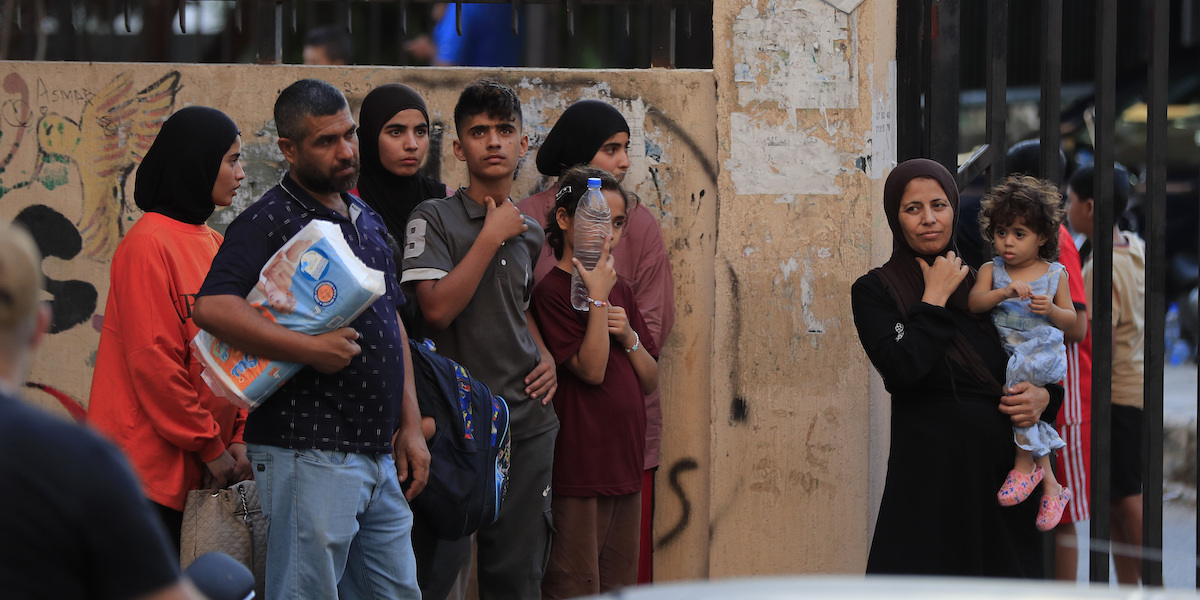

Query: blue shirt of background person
[[433, 3, 524, 67]]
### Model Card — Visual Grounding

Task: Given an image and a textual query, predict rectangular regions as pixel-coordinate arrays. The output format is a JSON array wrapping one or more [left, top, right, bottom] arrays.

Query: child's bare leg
[[1035, 454, 1062, 496], [1111, 493, 1144, 584], [1013, 445, 1035, 474], [1054, 521, 1079, 581]]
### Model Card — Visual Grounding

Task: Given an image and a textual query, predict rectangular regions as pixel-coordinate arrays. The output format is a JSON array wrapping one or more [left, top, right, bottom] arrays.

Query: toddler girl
[[968, 174, 1076, 532], [530, 165, 659, 598]]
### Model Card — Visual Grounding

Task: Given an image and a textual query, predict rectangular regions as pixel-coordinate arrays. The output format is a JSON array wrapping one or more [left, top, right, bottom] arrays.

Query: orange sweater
[[88, 213, 246, 511]]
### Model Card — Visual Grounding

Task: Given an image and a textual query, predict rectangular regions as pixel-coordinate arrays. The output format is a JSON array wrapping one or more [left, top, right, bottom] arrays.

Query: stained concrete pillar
[[661, 0, 898, 578]]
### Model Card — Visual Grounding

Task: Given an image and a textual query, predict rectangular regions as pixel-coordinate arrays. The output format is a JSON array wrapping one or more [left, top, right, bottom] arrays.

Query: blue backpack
[[407, 339, 511, 540]]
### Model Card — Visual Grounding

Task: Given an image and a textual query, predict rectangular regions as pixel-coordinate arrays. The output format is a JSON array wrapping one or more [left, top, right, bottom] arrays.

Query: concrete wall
[[0, 0, 896, 580], [0, 61, 721, 580], [707, 0, 895, 576]]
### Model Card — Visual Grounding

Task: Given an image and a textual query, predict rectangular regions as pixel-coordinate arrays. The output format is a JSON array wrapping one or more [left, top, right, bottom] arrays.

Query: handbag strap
[[236, 483, 252, 526], [234, 481, 264, 577]]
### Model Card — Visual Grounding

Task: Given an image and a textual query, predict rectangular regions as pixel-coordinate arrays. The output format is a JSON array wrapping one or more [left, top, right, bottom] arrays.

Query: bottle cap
[[587, 177, 602, 188]]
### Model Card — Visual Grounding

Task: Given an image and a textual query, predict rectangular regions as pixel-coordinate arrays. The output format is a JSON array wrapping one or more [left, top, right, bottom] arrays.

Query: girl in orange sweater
[[88, 106, 250, 550]]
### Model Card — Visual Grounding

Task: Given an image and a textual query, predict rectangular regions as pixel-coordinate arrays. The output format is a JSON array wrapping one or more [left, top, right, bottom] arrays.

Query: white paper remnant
[[868, 61, 898, 180], [726, 112, 847, 196], [732, 0, 857, 110], [820, 0, 867, 13]]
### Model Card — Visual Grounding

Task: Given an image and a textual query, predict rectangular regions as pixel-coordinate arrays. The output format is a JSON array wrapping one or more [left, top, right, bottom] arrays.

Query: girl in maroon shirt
[[530, 166, 659, 598]]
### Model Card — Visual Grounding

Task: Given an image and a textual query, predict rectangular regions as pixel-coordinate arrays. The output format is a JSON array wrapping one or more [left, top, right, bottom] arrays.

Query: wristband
[[586, 296, 608, 308], [625, 331, 640, 353]]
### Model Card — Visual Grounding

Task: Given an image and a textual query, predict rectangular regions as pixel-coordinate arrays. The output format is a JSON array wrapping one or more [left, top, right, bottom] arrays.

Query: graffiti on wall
[[3, 71, 181, 258], [0, 69, 182, 415]]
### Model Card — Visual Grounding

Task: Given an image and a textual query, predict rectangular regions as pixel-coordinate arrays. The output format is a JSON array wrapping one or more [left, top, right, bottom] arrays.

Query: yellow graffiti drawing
[[34, 71, 181, 260]]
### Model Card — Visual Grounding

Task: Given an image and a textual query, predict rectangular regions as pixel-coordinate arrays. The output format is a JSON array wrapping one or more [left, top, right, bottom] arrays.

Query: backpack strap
[[491, 397, 501, 446], [452, 363, 474, 440]]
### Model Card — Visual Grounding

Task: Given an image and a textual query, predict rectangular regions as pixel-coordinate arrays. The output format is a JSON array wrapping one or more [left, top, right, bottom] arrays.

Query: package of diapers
[[194, 220, 385, 410]]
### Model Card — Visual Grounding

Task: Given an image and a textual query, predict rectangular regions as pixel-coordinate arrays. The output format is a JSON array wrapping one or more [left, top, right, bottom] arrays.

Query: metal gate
[[897, 0, 1179, 585], [0, 0, 711, 68]]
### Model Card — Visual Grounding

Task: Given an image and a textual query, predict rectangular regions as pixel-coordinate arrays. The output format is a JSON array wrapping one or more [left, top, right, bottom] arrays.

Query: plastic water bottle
[[570, 177, 611, 311]]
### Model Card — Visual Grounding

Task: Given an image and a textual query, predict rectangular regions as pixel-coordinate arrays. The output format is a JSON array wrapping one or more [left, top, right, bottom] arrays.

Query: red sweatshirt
[[88, 213, 246, 511]]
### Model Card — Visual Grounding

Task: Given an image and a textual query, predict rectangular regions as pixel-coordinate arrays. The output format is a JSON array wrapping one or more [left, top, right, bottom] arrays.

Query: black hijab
[[535, 100, 630, 177], [134, 106, 240, 225], [872, 158, 1001, 391], [357, 83, 447, 237]]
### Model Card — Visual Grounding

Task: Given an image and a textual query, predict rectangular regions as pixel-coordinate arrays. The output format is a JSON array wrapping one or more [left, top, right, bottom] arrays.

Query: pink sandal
[[997, 466, 1044, 506], [1036, 487, 1073, 532]]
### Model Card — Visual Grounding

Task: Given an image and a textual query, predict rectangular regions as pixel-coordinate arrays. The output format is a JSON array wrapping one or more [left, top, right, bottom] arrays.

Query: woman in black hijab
[[851, 158, 1062, 577], [357, 83, 450, 235], [133, 106, 245, 220], [89, 106, 250, 551], [356, 83, 450, 340]]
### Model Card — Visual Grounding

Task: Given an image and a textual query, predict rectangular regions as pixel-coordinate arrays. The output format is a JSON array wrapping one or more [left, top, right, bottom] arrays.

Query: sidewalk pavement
[[1073, 361, 1197, 587], [1163, 362, 1197, 493]]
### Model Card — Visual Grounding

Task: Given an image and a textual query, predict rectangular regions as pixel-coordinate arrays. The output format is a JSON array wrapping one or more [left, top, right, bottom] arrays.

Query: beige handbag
[[180, 479, 267, 598]]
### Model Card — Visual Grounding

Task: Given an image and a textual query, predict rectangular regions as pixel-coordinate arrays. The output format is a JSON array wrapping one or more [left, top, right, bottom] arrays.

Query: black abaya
[[853, 271, 1062, 578]]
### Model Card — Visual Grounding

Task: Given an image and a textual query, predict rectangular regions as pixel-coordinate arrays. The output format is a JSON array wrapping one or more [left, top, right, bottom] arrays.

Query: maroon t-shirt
[[531, 267, 659, 496]]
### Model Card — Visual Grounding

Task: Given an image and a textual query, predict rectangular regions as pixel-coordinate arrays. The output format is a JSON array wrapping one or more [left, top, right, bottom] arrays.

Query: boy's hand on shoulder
[[305, 327, 363, 374], [481, 196, 528, 246], [525, 353, 558, 406]]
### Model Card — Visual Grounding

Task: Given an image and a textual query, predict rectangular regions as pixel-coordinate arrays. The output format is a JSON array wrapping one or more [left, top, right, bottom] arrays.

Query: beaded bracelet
[[585, 296, 608, 308], [625, 331, 641, 353]]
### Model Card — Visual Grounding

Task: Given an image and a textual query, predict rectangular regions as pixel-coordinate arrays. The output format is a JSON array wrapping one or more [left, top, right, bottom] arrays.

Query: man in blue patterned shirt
[[194, 79, 428, 600]]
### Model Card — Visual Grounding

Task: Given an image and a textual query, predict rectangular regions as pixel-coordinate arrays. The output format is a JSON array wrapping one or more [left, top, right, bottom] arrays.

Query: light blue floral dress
[[991, 257, 1068, 458]]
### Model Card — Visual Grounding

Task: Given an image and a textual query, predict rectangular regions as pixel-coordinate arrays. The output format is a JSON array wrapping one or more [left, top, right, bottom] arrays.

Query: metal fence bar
[[927, 0, 960, 172], [895, 0, 924, 163], [1088, 0, 1117, 585], [1036, 0, 1062, 581], [650, 3, 675, 67], [982, 0, 1006, 189], [1032, 2, 1060, 576], [956, 145, 990, 187], [1037, 0, 1061, 185], [255, 0, 283, 64], [1142, 0, 1169, 587], [1038, 1, 1062, 578]]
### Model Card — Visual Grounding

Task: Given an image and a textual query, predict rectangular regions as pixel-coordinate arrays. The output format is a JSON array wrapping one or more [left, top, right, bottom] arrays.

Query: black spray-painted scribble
[[13, 204, 97, 334], [656, 457, 699, 549]]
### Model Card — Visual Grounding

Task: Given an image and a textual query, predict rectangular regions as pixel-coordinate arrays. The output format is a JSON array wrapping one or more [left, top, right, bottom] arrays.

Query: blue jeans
[[247, 444, 420, 600]]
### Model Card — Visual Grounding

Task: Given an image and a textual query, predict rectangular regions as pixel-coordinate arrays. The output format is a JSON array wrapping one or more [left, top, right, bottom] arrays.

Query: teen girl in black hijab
[[851, 158, 1062, 578], [357, 83, 449, 236], [356, 83, 449, 340]]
